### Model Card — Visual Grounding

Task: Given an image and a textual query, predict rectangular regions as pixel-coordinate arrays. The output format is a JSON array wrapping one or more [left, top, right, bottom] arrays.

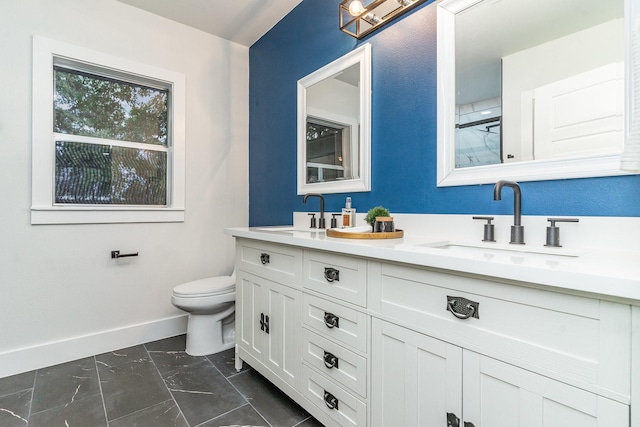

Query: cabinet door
[[237, 270, 266, 362], [463, 352, 629, 427], [370, 319, 462, 427], [264, 279, 302, 390], [237, 271, 302, 391]]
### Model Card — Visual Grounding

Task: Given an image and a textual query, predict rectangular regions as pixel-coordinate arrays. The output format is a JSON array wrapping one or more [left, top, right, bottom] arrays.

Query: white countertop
[[225, 225, 640, 302]]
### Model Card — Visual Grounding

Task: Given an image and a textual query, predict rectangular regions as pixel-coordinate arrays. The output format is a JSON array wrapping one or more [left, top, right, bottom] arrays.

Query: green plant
[[364, 206, 390, 225]]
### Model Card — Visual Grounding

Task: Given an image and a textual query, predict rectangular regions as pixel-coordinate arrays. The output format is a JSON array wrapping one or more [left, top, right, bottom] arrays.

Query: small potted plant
[[365, 206, 391, 232]]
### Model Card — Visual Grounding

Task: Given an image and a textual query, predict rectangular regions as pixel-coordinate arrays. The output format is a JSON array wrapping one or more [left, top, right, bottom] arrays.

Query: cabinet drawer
[[304, 250, 367, 307], [237, 239, 302, 286], [303, 294, 368, 353], [369, 262, 631, 401], [302, 365, 366, 427], [302, 328, 367, 399]]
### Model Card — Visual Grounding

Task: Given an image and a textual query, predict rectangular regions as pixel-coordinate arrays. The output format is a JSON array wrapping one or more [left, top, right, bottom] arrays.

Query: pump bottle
[[342, 197, 356, 228]]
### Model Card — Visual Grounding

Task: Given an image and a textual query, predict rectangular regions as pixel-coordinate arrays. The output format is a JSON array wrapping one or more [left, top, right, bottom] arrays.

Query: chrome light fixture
[[340, 0, 427, 39]]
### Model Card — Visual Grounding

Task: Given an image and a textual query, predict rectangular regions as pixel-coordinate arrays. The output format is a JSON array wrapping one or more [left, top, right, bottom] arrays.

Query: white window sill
[[31, 207, 185, 225]]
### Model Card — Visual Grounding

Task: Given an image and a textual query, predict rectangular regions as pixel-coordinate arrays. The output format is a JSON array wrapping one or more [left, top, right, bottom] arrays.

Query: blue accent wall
[[249, 0, 640, 226]]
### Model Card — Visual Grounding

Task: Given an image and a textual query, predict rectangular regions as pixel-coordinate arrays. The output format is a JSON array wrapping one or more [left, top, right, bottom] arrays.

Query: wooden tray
[[326, 229, 404, 239]]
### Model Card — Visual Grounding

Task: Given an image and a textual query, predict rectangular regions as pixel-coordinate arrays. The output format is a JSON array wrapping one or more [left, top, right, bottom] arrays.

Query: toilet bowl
[[171, 272, 236, 356]]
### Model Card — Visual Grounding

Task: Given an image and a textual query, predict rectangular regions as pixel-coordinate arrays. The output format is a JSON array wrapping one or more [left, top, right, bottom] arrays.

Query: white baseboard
[[0, 314, 188, 379]]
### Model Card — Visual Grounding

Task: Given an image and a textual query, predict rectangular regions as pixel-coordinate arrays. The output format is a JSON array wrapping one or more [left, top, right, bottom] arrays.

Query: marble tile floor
[[0, 335, 324, 427]]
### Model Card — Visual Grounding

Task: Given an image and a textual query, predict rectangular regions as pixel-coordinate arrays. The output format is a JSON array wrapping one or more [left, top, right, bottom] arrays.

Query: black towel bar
[[111, 250, 139, 259]]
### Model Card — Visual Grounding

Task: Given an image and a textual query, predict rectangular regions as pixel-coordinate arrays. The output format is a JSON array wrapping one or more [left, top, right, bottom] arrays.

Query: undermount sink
[[253, 226, 325, 233], [417, 241, 579, 259]]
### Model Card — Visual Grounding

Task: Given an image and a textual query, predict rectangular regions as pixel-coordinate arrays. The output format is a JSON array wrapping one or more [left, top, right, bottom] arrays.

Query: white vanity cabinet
[[369, 261, 631, 426], [235, 239, 370, 427], [371, 319, 628, 426], [231, 233, 636, 427], [235, 240, 303, 395]]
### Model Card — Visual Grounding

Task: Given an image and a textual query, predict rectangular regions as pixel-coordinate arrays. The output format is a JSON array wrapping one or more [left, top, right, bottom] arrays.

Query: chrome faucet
[[303, 193, 325, 229], [493, 180, 525, 244]]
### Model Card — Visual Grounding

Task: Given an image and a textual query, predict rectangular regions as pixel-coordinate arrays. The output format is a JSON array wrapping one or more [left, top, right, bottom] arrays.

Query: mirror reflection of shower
[[455, 97, 502, 168]]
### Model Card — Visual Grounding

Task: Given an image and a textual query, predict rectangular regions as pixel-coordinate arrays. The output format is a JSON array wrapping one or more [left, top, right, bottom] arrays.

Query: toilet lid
[[173, 276, 235, 298]]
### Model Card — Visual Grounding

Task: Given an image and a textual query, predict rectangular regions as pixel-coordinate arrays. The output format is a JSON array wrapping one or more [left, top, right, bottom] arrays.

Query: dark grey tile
[[30, 357, 100, 414], [295, 415, 326, 427], [100, 358, 172, 421], [149, 350, 207, 375], [200, 403, 268, 427], [144, 335, 187, 352], [206, 348, 250, 378], [164, 360, 245, 426], [108, 399, 188, 427], [95, 345, 149, 370], [229, 370, 310, 427], [29, 393, 106, 427], [0, 371, 35, 398], [0, 389, 31, 427]]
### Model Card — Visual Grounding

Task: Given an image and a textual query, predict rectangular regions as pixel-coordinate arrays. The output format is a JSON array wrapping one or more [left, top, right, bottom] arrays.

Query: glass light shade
[[339, 0, 427, 39], [349, 0, 365, 16]]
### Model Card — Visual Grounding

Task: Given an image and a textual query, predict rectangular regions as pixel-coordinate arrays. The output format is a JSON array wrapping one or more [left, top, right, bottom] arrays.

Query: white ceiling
[[116, 0, 303, 47]]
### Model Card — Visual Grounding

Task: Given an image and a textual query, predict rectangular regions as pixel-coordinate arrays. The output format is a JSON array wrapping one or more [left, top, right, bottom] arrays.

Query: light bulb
[[348, 0, 365, 16]]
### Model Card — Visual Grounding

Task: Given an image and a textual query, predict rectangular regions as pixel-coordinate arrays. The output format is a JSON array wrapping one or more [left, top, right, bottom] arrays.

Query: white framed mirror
[[297, 43, 371, 194], [437, 0, 633, 186]]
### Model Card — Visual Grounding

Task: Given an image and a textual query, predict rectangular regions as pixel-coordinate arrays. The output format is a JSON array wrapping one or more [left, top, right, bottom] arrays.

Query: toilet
[[171, 271, 236, 356]]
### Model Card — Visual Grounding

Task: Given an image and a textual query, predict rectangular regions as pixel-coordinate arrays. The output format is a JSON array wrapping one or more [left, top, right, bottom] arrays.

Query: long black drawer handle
[[324, 390, 339, 410], [324, 267, 340, 283], [446, 296, 480, 320], [323, 312, 340, 329], [260, 253, 270, 265], [323, 351, 339, 369]]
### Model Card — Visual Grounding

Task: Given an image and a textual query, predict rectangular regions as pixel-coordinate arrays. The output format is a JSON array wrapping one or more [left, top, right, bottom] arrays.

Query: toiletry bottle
[[342, 197, 356, 228]]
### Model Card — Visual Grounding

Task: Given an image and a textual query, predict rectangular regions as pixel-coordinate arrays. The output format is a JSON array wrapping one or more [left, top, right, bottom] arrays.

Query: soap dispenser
[[342, 197, 356, 228]]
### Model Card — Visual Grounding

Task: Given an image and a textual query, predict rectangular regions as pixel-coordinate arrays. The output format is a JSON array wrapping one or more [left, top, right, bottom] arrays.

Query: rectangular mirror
[[297, 43, 371, 194], [437, 0, 633, 186]]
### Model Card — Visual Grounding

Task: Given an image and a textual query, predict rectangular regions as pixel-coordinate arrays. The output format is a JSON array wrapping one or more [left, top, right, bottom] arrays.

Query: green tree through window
[[53, 66, 169, 205]]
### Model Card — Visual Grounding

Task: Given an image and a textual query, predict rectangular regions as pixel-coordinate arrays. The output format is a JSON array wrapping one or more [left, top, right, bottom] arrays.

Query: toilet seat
[[173, 276, 235, 298]]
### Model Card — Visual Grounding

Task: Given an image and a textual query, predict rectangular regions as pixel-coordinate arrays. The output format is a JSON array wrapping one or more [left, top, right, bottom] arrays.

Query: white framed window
[[31, 36, 186, 224]]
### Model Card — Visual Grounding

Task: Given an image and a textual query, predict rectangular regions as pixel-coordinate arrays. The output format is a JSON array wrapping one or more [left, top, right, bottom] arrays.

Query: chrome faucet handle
[[308, 213, 317, 228], [472, 216, 495, 242], [545, 218, 579, 247]]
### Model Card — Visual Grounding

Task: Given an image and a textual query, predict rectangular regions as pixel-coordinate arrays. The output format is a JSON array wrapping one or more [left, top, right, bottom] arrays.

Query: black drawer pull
[[446, 296, 480, 320], [324, 267, 340, 283], [323, 312, 340, 329], [324, 390, 339, 410], [323, 351, 339, 369], [260, 253, 270, 265]]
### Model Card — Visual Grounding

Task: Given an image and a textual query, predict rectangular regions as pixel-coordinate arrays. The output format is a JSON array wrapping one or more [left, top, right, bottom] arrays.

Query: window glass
[[51, 64, 170, 207], [54, 67, 169, 146], [55, 141, 167, 205]]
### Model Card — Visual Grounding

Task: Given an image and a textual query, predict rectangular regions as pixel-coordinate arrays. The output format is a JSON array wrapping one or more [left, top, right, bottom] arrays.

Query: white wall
[[0, 0, 249, 377], [307, 78, 359, 122], [502, 19, 624, 162]]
